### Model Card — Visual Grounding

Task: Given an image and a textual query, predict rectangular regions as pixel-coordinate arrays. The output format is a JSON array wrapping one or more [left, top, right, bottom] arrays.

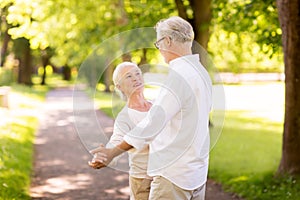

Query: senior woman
[[89, 61, 152, 200]]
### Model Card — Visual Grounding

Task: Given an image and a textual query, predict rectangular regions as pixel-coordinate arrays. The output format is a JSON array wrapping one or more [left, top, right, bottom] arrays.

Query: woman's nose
[[133, 75, 139, 81]]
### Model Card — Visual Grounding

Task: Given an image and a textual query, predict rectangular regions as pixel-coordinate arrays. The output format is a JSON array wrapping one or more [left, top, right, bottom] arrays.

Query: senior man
[[89, 16, 212, 200]]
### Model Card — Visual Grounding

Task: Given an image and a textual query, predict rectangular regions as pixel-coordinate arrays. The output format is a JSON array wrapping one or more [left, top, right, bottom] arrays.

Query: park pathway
[[30, 87, 242, 200]]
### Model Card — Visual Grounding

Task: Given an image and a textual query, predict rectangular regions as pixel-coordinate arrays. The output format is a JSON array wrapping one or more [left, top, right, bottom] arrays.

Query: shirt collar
[[169, 54, 200, 68]]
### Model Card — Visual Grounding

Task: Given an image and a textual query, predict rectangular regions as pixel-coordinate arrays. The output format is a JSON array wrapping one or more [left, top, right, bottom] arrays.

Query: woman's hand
[[88, 144, 113, 169], [88, 141, 131, 169]]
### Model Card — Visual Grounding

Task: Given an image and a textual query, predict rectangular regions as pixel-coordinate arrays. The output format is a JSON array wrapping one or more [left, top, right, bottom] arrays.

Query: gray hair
[[112, 61, 141, 101], [155, 16, 194, 45]]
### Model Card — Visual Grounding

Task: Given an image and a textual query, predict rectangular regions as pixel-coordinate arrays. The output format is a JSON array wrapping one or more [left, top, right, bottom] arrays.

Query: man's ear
[[166, 37, 171, 46]]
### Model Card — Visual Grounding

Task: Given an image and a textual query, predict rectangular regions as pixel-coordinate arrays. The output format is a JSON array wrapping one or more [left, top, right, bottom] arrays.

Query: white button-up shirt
[[124, 54, 212, 190]]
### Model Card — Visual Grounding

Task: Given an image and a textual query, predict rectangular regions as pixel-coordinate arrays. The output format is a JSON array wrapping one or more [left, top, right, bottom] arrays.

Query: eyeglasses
[[154, 37, 166, 49]]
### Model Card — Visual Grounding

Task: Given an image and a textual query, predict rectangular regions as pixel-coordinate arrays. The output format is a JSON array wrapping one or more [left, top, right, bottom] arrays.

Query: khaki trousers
[[148, 176, 206, 200], [129, 176, 152, 200]]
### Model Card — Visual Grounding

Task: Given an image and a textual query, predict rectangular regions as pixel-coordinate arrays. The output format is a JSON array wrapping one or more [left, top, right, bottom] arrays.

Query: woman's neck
[[127, 93, 151, 112]]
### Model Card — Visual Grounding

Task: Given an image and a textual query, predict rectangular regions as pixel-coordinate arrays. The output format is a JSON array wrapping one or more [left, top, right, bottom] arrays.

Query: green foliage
[[0, 68, 14, 86], [209, 0, 283, 72], [11, 83, 49, 101], [2, 0, 285, 83], [123, 0, 176, 28], [209, 29, 283, 73], [209, 110, 300, 199], [0, 116, 36, 200], [212, 0, 281, 56], [209, 111, 282, 178], [87, 84, 125, 118], [0, 84, 47, 199], [4, 0, 175, 68], [209, 106, 300, 200], [32, 73, 75, 89], [206, 85, 300, 200], [231, 174, 300, 200]]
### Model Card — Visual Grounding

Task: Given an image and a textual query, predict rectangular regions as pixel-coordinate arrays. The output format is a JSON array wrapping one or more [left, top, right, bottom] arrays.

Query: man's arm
[[89, 113, 133, 169], [88, 141, 133, 169], [123, 81, 182, 150]]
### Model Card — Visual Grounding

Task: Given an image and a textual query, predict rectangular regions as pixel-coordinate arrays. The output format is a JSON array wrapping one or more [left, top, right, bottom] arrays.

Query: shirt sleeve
[[106, 117, 130, 166], [106, 122, 128, 148], [124, 70, 185, 150]]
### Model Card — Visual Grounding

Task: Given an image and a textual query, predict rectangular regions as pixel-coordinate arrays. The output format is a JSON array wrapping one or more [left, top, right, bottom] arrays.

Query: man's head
[[154, 16, 194, 63]]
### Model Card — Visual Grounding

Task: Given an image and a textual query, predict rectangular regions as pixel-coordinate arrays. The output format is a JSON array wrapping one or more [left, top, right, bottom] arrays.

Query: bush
[[0, 68, 14, 86]]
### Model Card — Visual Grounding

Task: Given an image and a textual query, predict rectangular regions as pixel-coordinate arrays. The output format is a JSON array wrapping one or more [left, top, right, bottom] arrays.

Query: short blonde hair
[[155, 16, 194, 44], [112, 62, 141, 101]]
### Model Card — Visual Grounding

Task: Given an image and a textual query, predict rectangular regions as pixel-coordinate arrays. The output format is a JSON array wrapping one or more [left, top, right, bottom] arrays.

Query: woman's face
[[117, 65, 144, 98]]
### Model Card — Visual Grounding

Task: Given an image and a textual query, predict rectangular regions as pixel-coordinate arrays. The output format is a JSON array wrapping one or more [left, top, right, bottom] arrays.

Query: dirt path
[[30, 88, 243, 200]]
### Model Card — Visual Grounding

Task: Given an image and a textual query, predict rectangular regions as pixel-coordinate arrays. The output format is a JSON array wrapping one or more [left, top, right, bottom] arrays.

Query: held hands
[[88, 144, 114, 169], [88, 141, 129, 169]]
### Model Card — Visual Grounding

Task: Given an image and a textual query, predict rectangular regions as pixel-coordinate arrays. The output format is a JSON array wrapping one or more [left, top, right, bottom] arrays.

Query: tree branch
[[174, 0, 188, 20]]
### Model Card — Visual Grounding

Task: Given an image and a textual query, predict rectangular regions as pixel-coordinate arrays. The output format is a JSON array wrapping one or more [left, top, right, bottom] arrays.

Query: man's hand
[[88, 141, 133, 170], [88, 160, 106, 169], [88, 144, 113, 169]]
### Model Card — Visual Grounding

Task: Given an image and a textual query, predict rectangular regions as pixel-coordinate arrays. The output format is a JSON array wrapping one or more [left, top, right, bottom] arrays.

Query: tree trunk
[[62, 65, 71, 81], [175, 0, 211, 50], [104, 62, 113, 93], [277, 0, 300, 176], [139, 49, 150, 73], [1, 21, 11, 67], [41, 65, 47, 85], [174, 0, 188, 20], [0, 5, 12, 67], [15, 38, 32, 85], [121, 52, 131, 62], [190, 0, 212, 50], [40, 50, 50, 85]]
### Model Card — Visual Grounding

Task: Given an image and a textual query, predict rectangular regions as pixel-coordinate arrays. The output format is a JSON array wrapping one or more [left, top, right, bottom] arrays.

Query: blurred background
[[1, 0, 299, 200], [0, 0, 282, 87]]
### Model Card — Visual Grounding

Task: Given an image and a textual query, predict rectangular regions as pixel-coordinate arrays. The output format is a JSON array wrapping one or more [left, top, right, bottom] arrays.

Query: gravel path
[[30, 87, 243, 200]]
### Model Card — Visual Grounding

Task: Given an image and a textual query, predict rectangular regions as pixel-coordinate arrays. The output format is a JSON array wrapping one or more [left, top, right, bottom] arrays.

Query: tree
[[277, 0, 300, 176], [175, 0, 212, 49], [13, 37, 32, 85], [208, 0, 283, 73], [212, 0, 281, 56], [3, 0, 37, 84], [0, 4, 12, 67]]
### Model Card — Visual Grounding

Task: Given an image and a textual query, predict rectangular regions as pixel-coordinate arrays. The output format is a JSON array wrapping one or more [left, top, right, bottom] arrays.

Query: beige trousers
[[148, 176, 206, 200], [129, 176, 152, 200]]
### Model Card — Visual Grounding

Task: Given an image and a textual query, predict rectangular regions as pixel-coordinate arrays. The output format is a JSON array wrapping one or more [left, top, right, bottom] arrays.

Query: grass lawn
[[208, 83, 300, 199], [0, 84, 48, 199], [92, 89, 125, 119], [209, 111, 291, 199], [94, 82, 300, 200]]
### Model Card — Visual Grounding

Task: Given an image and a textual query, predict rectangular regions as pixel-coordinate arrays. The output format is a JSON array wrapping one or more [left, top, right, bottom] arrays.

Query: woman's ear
[[116, 84, 122, 90]]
